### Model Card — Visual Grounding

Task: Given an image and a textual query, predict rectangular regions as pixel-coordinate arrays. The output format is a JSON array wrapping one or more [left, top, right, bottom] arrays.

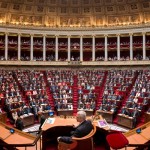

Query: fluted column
[[5, 33, 8, 60], [30, 34, 33, 61], [104, 35, 108, 61], [142, 32, 146, 60], [18, 33, 21, 60], [43, 35, 46, 61], [80, 35, 83, 61], [130, 33, 133, 60], [55, 35, 58, 61], [68, 35, 71, 61], [92, 35, 95, 61], [117, 34, 120, 60]]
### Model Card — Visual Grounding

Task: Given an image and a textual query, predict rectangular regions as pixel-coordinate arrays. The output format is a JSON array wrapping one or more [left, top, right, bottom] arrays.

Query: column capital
[[92, 35, 95, 37], [55, 35, 59, 37], [67, 35, 71, 38], [80, 35, 83, 38], [30, 34, 34, 37], [142, 32, 146, 35], [18, 33, 22, 36], [43, 34, 47, 37], [104, 34, 108, 37], [116, 34, 120, 36], [129, 33, 133, 36], [5, 32, 9, 35]]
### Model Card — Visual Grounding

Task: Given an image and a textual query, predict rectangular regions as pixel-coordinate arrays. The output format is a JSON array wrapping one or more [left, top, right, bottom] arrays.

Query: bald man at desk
[[57, 110, 93, 144]]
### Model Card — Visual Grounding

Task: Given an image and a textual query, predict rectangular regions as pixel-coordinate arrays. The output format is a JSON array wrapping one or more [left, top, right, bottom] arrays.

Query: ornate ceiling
[[0, 0, 150, 28]]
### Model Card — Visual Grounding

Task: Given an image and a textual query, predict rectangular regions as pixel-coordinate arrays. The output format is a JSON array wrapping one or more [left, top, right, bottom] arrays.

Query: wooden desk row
[[0, 112, 34, 127], [57, 109, 94, 116], [96, 110, 150, 129], [117, 113, 150, 129]]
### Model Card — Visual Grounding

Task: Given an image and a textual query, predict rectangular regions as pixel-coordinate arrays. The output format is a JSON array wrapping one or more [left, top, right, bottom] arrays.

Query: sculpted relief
[[10, 14, 43, 25], [144, 13, 150, 23], [95, 16, 104, 26], [47, 17, 55, 26], [0, 13, 6, 23], [108, 14, 140, 25], [59, 17, 91, 26]]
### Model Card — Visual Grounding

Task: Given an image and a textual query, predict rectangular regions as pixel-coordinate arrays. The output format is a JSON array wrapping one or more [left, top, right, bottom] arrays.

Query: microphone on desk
[[64, 114, 67, 119], [92, 113, 100, 122]]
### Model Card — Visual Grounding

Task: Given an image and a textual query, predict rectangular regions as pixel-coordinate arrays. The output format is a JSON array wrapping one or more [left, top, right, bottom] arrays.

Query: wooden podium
[[117, 114, 134, 129], [0, 112, 7, 123], [145, 112, 150, 123], [41, 115, 110, 150], [97, 110, 114, 123], [57, 109, 73, 116], [20, 113, 34, 127]]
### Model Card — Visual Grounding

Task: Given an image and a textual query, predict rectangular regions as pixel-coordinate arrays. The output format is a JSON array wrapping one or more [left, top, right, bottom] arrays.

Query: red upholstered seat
[[106, 131, 129, 149]]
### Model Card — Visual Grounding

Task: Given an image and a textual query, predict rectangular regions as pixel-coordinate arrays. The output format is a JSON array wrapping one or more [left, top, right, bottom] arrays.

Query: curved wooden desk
[[123, 121, 150, 150], [58, 124, 96, 150], [41, 116, 110, 150], [41, 115, 150, 150], [0, 122, 41, 150]]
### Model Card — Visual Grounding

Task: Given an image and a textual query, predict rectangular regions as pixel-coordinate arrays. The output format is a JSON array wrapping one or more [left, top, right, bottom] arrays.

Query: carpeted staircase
[[72, 75, 78, 115]]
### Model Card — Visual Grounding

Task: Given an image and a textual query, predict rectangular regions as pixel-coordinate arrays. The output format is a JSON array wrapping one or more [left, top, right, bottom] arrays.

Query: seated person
[[147, 107, 150, 114], [44, 103, 51, 111], [0, 107, 2, 113], [16, 117, 24, 131], [12, 110, 18, 125], [57, 110, 93, 144], [121, 106, 130, 116], [92, 111, 100, 121], [130, 107, 140, 128]]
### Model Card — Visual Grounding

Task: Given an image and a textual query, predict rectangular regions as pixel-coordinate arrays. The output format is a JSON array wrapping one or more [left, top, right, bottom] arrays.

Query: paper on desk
[[98, 119, 108, 128], [46, 118, 55, 124]]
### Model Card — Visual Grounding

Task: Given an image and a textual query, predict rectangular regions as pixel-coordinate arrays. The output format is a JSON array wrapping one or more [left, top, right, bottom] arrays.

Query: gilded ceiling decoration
[[0, 0, 149, 29]]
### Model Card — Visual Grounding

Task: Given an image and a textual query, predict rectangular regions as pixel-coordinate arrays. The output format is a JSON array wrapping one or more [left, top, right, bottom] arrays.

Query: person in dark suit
[[131, 107, 140, 128], [57, 110, 93, 144], [121, 106, 130, 116], [147, 107, 150, 113], [16, 117, 24, 131], [39, 112, 46, 130]]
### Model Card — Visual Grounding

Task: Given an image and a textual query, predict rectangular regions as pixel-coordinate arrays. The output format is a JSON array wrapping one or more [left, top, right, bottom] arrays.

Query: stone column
[[142, 32, 146, 60], [18, 33, 21, 60], [5, 33, 8, 60], [117, 34, 120, 60], [55, 35, 58, 61], [92, 35, 95, 61], [80, 35, 83, 61], [104, 35, 108, 61], [130, 33, 133, 60], [43, 35, 46, 61], [68, 35, 71, 61], [30, 34, 33, 61]]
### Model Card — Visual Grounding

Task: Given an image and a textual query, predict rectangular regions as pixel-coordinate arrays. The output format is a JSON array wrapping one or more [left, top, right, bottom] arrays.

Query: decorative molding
[[0, 60, 149, 66], [0, 0, 149, 28]]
